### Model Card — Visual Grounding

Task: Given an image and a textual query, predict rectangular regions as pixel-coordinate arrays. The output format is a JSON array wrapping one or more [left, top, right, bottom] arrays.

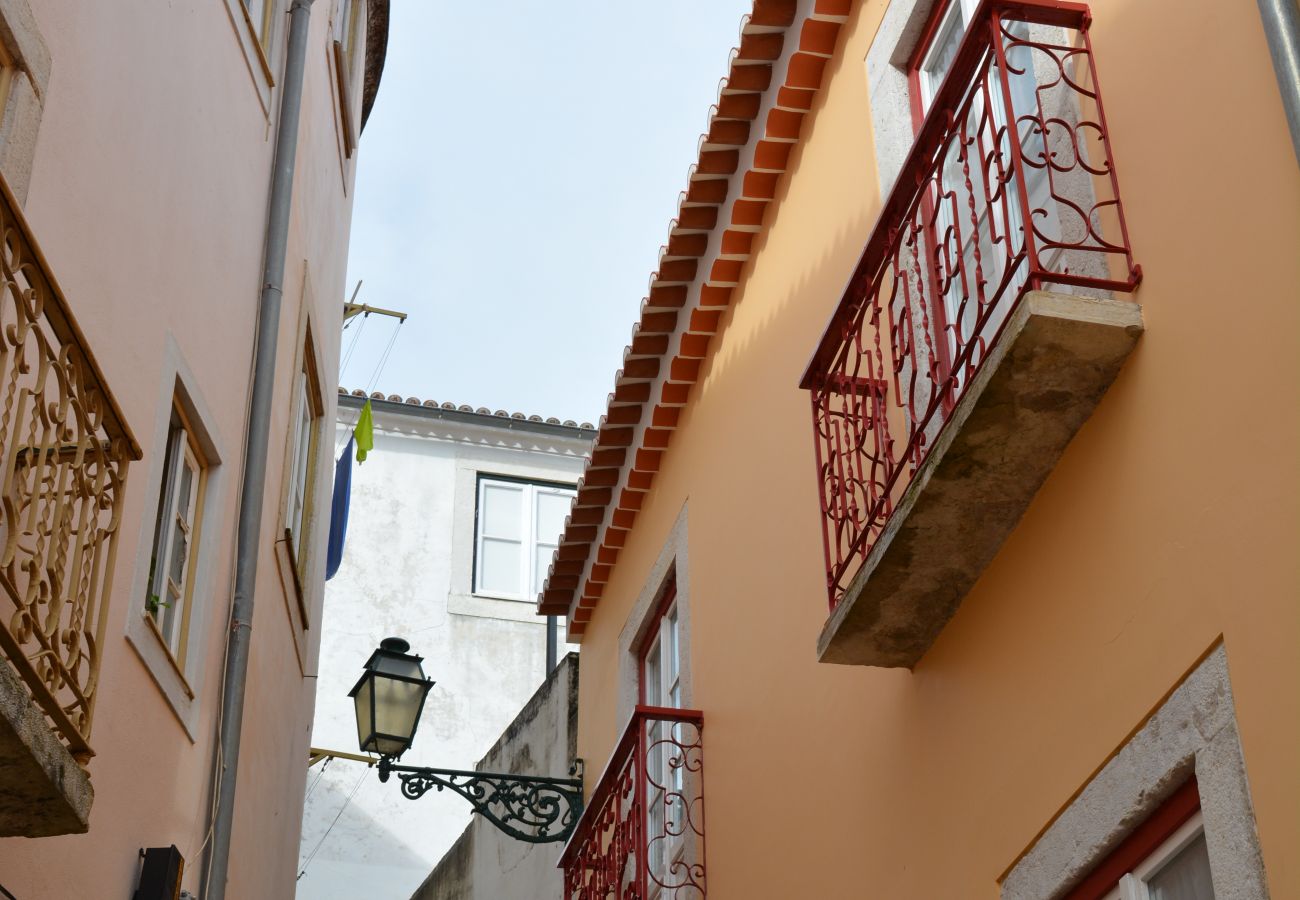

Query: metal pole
[[546, 615, 558, 674], [1257, 0, 1300, 167], [204, 2, 315, 897]]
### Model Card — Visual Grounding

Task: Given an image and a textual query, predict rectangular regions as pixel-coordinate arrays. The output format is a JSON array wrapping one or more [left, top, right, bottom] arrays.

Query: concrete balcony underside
[[817, 291, 1144, 668], [0, 659, 92, 836]]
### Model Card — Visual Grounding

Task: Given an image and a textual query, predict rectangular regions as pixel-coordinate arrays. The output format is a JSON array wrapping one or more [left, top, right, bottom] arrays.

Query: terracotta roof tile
[[340, 387, 594, 430], [536, 1, 846, 621]]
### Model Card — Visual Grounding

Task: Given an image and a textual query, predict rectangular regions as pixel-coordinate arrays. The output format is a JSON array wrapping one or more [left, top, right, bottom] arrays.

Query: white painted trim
[[124, 333, 229, 741]]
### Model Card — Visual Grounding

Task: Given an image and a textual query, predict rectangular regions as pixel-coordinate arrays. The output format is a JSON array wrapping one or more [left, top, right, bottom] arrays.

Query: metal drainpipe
[[1257, 0, 1300, 166], [204, 1, 315, 897], [546, 615, 558, 674]]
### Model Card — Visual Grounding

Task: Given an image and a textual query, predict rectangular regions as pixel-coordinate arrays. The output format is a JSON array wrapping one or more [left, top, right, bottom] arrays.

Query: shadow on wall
[[296, 767, 433, 899]]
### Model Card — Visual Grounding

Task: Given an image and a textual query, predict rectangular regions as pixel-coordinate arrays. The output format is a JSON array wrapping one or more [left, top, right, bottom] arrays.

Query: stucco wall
[[297, 398, 588, 899], [411, 652, 578, 900], [569, 0, 1300, 898], [0, 0, 370, 896]]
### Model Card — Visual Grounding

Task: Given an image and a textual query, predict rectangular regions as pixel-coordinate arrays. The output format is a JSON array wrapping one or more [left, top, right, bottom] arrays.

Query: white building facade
[[297, 390, 592, 899]]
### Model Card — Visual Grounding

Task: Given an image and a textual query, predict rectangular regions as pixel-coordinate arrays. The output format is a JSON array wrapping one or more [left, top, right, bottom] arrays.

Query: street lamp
[[349, 637, 435, 757], [350, 637, 585, 844]]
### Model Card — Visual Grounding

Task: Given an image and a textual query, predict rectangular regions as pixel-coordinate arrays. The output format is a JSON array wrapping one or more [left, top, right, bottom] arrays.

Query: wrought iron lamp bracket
[[377, 756, 585, 844]]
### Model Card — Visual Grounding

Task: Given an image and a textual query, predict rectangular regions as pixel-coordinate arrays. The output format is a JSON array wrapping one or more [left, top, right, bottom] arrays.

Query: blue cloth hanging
[[325, 436, 354, 581]]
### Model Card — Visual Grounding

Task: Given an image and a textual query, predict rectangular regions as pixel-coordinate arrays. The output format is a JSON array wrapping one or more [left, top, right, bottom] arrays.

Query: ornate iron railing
[[561, 706, 705, 899], [0, 172, 139, 761], [800, 0, 1139, 609]]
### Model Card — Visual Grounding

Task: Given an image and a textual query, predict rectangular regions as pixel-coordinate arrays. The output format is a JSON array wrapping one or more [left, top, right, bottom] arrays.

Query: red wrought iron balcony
[[802, 0, 1142, 667], [560, 706, 706, 900]]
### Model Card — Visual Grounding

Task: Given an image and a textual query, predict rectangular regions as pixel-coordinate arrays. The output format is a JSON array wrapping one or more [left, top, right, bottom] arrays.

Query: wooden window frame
[[143, 402, 209, 684], [282, 325, 325, 622], [332, 0, 367, 157]]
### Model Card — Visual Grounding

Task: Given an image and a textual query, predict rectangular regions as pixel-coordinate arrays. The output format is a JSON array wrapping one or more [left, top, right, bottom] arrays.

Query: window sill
[[449, 591, 548, 624], [124, 610, 200, 741], [141, 614, 196, 700]]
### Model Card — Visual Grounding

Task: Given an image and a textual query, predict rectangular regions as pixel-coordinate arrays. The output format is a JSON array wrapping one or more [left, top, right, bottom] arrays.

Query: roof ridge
[[338, 387, 595, 430]]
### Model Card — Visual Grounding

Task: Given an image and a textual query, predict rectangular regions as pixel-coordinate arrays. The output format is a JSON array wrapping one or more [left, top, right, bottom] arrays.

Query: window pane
[[1148, 833, 1215, 900], [481, 482, 523, 540], [920, 2, 966, 108], [534, 491, 572, 544], [533, 543, 557, 597], [479, 538, 522, 595]]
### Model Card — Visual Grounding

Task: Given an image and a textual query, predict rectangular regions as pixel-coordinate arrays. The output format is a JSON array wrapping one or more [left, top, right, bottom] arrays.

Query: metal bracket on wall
[[377, 757, 585, 844]]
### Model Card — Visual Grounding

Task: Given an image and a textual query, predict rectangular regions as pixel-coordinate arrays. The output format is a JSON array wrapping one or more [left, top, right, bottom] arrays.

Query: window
[[339, 0, 366, 76], [332, 0, 367, 155], [1100, 814, 1214, 900], [639, 585, 681, 708], [286, 361, 323, 580], [1064, 779, 1214, 900], [908, 0, 1059, 390], [474, 476, 575, 601], [639, 583, 684, 898], [145, 406, 208, 669], [243, 0, 275, 49]]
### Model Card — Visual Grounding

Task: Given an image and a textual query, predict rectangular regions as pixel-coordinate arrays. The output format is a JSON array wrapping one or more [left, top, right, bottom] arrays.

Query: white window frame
[[1100, 813, 1212, 900], [145, 412, 206, 670], [473, 476, 576, 602]]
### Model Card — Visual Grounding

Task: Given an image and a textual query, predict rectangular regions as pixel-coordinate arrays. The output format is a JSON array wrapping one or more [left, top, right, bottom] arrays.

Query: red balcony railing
[[561, 706, 705, 899], [800, 0, 1139, 609]]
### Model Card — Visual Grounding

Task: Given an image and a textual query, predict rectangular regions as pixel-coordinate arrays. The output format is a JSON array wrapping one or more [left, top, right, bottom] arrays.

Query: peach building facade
[[543, 1, 1299, 898], [0, 0, 387, 897]]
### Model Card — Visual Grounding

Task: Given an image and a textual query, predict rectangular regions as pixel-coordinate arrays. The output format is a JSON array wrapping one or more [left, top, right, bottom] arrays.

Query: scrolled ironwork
[[562, 706, 706, 899], [378, 757, 584, 844], [0, 171, 138, 763], [802, 0, 1140, 610]]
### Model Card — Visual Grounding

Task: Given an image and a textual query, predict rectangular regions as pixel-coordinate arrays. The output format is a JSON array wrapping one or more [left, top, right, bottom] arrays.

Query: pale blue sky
[[339, 1, 754, 425]]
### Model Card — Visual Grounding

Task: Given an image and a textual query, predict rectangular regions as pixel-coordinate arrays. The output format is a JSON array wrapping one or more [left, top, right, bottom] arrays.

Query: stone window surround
[[615, 503, 694, 727], [866, 0, 949, 198], [124, 335, 229, 742], [0, 0, 49, 204], [1001, 643, 1270, 900]]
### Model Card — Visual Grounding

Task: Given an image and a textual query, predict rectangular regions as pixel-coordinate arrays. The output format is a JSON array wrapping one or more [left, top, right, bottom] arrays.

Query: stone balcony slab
[[817, 290, 1144, 668], [0, 656, 92, 836]]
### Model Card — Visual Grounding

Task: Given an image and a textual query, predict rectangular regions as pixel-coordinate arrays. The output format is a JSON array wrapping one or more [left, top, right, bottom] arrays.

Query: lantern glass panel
[[373, 673, 426, 750], [353, 677, 373, 751]]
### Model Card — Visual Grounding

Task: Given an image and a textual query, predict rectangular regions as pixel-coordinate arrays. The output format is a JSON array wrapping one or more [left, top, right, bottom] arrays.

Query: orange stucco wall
[[0, 1, 361, 897], [574, 1, 1299, 897]]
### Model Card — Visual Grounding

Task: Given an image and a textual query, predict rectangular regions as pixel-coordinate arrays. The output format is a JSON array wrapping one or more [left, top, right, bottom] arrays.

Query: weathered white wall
[[297, 394, 590, 900], [411, 653, 579, 900]]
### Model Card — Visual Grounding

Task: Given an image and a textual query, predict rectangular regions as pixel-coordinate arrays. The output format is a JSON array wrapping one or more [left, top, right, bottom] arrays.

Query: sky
[[339, 1, 756, 426]]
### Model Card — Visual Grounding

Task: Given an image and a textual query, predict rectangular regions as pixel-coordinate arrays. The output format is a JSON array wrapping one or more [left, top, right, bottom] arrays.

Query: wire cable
[[296, 765, 368, 882], [303, 755, 332, 803], [362, 319, 403, 396]]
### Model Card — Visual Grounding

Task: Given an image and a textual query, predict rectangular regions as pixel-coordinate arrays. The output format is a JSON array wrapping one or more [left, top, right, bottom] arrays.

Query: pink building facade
[[0, 0, 387, 897]]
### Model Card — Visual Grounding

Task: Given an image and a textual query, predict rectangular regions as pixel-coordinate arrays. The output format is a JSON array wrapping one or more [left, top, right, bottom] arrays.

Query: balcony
[[561, 707, 705, 899], [0, 172, 139, 834], [802, 1, 1141, 667]]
